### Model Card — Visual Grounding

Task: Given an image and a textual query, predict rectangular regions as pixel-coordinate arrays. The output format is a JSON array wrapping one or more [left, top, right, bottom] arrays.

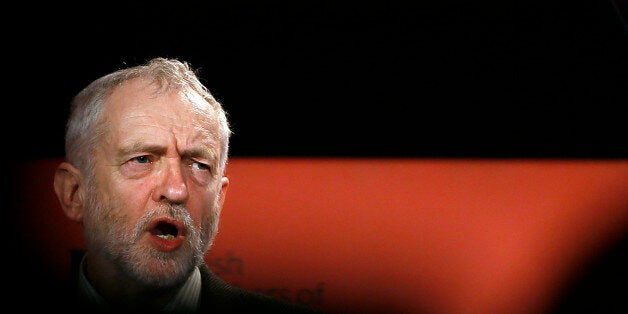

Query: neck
[[82, 252, 189, 310]]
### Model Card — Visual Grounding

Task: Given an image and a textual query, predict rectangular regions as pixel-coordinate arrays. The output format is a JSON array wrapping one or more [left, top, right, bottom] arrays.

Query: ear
[[218, 176, 229, 209], [53, 162, 85, 222]]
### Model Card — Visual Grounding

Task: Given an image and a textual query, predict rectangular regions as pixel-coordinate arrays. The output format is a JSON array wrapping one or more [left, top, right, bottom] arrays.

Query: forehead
[[105, 78, 218, 120], [103, 78, 222, 144], [108, 78, 209, 108]]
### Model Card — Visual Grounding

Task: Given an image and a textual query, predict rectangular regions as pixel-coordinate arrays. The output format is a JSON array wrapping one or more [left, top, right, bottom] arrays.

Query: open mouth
[[147, 218, 186, 251], [151, 221, 180, 240]]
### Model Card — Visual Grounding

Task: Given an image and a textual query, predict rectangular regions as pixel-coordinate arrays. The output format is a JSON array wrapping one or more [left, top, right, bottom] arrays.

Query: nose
[[153, 158, 189, 204]]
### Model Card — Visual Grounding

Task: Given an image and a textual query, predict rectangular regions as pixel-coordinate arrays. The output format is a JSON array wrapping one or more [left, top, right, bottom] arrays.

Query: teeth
[[157, 234, 175, 240]]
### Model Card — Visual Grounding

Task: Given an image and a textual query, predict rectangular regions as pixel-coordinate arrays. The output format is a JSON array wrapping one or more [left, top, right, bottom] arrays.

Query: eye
[[191, 161, 210, 172], [132, 155, 151, 164], [120, 155, 154, 178], [188, 160, 213, 185]]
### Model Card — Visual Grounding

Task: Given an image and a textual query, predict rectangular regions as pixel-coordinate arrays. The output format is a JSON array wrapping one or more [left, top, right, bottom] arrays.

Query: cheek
[[106, 178, 154, 219], [186, 189, 219, 223]]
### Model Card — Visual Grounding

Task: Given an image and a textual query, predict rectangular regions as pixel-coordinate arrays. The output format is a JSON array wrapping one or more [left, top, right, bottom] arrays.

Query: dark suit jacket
[[196, 263, 320, 313], [30, 256, 319, 314]]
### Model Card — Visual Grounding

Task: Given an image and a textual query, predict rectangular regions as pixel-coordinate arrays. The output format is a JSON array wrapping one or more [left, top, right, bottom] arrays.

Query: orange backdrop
[[12, 157, 628, 314]]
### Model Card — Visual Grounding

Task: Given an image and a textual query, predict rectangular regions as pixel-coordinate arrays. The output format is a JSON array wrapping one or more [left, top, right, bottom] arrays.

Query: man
[[52, 57, 318, 313]]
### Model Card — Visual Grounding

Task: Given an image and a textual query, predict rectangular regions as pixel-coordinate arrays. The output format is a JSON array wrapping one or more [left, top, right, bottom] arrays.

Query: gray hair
[[65, 57, 231, 177]]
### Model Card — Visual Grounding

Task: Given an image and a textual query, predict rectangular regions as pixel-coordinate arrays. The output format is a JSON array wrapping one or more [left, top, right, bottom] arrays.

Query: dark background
[[4, 2, 627, 312], [5, 1, 627, 160]]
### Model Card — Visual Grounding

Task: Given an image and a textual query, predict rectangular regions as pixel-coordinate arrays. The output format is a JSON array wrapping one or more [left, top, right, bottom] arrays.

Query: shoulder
[[198, 264, 321, 314]]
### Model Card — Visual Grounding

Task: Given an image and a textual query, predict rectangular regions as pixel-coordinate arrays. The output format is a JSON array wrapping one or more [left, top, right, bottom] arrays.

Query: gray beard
[[82, 183, 219, 288]]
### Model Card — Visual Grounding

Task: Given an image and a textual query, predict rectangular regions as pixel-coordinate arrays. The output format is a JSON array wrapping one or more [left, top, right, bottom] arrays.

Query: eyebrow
[[180, 147, 216, 162], [118, 142, 167, 158], [118, 142, 217, 164], [116, 138, 218, 159]]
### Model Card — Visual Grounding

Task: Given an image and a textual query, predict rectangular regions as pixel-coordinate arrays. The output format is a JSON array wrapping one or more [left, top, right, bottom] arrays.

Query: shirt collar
[[77, 255, 202, 312]]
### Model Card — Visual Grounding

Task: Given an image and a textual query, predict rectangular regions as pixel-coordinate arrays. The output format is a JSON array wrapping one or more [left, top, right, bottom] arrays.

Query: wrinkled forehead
[[108, 77, 217, 114], [104, 78, 223, 136]]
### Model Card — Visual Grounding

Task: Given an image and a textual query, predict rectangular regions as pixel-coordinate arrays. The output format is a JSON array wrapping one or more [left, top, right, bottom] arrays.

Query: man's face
[[82, 78, 228, 287]]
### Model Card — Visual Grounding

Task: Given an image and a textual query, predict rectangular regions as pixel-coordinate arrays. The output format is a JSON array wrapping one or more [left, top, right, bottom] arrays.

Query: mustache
[[132, 204, 194, 240]]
